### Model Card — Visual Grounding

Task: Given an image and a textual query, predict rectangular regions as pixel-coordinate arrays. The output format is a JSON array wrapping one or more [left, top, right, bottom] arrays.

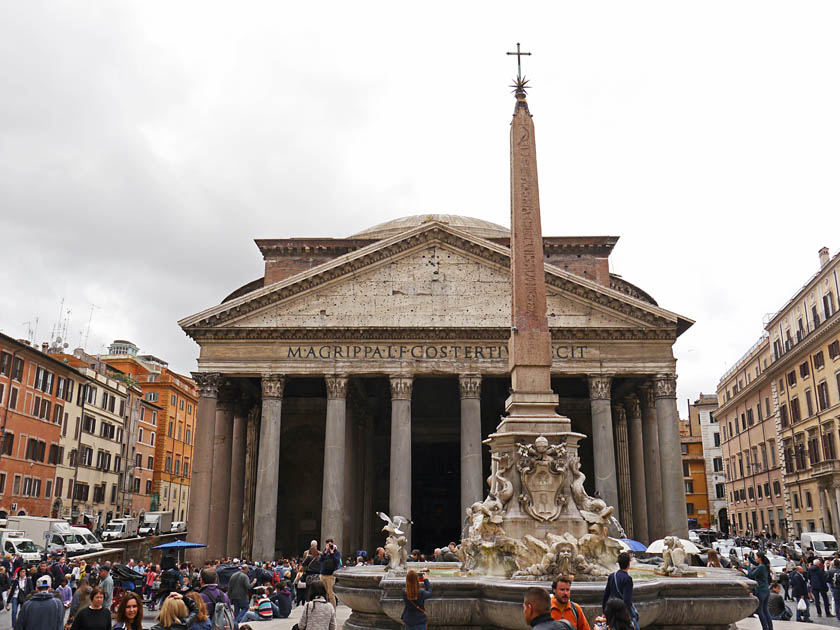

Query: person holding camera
[[401, 570, 432, 630], [319, 539, 342, 608]]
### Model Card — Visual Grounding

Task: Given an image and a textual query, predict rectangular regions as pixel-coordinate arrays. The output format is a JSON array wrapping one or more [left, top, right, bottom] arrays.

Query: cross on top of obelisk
[[506, 42, 531, 98]]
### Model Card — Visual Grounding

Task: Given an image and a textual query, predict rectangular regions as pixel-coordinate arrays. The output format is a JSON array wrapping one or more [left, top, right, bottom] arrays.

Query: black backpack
[[832, 570, 840, 590]]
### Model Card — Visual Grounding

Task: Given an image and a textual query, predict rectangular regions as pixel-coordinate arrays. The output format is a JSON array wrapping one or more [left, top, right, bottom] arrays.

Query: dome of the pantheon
[[351, 214, 510, 240]]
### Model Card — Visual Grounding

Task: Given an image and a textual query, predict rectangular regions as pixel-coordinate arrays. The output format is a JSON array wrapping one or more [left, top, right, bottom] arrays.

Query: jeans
[[232, 598, 250, 623], [796, 596, 810, 622], [814, 589, 831, 616], [833, 588, 840, 619], [10, 597, 20, 627], [755, 590, 773, 630], [242, 611, 267, 622]]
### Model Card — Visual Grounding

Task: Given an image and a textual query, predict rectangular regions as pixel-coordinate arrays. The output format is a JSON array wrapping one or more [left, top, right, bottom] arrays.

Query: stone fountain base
[[335, 563, 757, 630]]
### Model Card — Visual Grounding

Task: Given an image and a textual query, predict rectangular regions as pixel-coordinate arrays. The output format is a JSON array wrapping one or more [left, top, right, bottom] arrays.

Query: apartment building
[[717, 335, 786, 537], [0, 333, 77, 518], [127, 394, 161, 515], [680, 411, 711, 528], [766, 247, 840, 538], [103, 341, 196, 521], [689, 393, 728, 530]]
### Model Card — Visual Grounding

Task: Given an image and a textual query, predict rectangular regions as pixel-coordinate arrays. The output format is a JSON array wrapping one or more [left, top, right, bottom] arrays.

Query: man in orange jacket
[[551, 576, 590, 630]]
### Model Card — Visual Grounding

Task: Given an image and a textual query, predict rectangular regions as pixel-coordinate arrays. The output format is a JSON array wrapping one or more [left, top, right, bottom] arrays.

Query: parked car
[[171, 521, 187, 533]]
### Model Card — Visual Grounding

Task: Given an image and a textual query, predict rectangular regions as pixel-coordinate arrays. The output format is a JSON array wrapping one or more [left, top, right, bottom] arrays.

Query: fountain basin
[[336, 563, 757, 630]]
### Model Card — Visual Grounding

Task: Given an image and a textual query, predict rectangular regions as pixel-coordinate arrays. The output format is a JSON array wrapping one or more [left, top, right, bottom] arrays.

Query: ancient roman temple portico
[[179, 216, 693, 561]]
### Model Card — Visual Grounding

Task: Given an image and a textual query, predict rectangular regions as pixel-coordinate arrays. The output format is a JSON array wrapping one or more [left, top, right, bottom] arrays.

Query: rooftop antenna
[[50, 298, 65, 345], [83, 303, 100, 350]]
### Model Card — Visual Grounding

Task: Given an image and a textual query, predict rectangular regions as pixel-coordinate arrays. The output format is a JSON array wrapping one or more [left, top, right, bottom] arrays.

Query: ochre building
[[180, 214, 694, 561]]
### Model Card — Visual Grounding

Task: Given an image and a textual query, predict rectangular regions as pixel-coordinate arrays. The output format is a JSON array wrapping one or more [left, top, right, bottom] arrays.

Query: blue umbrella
[[152, 540, 206, 549], [618, 538, 648, 552]]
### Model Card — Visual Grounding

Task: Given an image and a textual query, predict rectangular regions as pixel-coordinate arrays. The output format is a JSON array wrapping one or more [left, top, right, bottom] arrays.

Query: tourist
[[227, 564, 252, 623], [768, 583, 789, 621], [113, 592, 143, 630], [240, 586, 275, 622], [197, 568, 230, 614], [6, 566, 35, 626], [602, 553, 637, 630], [299, 581, 335, 630], [57, 577, 73, 607], [319, 538, 341, 608], [706, 550, 722, 568], [14, 575, 64, 630], [149, 593, 198, 630], [0, 566, 9, 608], [791, 565, 810, 622], [71, 586, 111, 630], [440, 543, 459, 563], [522, 587, 570, 630], [303, 545, 322, 589], [602, 598, 634, 630], [807, 558, 830, 616], [98, 566, 114, 612], [144, 565, 158, 604], [183, 592, 211, 630], [829, 559, 840, 619], [401, 570, 432, 630], [550, 576, 589, 630], [778, 569, 790, 601], [270, 580, 292, 618], [747, 552, 772, 630], [372, 548, 389, 566], [67, 581, 92, 627]]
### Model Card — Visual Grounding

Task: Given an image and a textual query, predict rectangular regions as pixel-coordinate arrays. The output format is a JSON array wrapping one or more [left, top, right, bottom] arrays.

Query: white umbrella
[[646, 538, 701, 554], [615, 539, 632, 553]]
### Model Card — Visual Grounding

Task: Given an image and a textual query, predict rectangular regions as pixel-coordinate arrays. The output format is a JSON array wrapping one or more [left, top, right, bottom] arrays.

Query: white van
[[72, 527, 104, 553], [0, 530, 43, 564], [801, 532, 838, 559]]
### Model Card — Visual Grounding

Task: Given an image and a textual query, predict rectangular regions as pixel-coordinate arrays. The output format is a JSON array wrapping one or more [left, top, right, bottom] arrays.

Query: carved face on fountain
[[534, 436, 549, 453]]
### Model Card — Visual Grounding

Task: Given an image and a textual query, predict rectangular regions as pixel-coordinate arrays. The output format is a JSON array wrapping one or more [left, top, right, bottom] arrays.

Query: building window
[[713, 457, 723, 472], [801, 362, 811, 379], [185, 429, 191, 445], [757, 484, 763, 499], [146, 480, 152, 494], [685, 480, 694, 494], [788, 371, 797, 387], [171, 395, 176, 405], [147, 456, 154, 470], [791, 398, 802, 423], [179, 399, 184, 411], [187, 404, 193, 415], [815, 351, 825, 370], [806, 390, 814, 416], [168, 422, 173, 437], [818, 381, 831, 410], [806, 491, 813, 509], [686, 503, 695, 515], [829, 340, 840, 360], [716, 483, 725, 498], [780, 404, 789, 427], [683, 462, 690, 476], [681, 444, 688, 455], [145, 392, 158, 402], [793, 493, 800, 510], [748, 486, 755, 500], [765, 397, 771, 418]]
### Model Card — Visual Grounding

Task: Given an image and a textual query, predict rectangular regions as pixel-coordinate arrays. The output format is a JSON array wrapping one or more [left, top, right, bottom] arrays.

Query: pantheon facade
[[179, 214, 693, 561]]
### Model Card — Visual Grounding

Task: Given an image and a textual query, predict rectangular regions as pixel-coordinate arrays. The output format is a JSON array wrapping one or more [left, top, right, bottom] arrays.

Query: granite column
[[588, 375, 619, 512], [226, 408, 247, 558], [389, 374, 413, 546], [459, 374, 483, 519], [186, 372, 220, 564], [654, 374, 689, 538], [613, 403, 633, 539], [640, 383, 664, 541], [208, 395, 234, 560], [322, 375, 348, 552], [624, 395, 649, 543], [253, 374, 285, 561]]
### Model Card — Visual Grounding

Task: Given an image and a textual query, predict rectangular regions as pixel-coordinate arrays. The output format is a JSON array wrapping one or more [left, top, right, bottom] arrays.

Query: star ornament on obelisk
[[501, 43, 568, 430]]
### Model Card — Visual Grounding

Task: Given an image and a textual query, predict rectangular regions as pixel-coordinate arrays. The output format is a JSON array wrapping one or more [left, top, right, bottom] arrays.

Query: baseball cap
[[36, 575, 51, 588]]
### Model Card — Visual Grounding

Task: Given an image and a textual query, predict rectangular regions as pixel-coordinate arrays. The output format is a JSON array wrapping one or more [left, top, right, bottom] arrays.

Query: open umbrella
[[617, 538, 648, 552], [646, 538, 701, 554], [152, 540, 207, 549]]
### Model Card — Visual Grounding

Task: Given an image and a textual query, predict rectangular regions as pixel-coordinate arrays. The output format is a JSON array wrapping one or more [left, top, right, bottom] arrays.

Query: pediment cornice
[[179, 221, 692, 334]]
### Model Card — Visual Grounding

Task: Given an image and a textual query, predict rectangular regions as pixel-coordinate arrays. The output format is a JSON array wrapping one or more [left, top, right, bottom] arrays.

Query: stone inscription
[[516, 125, 539, 315], [278, 343, 590, 361]]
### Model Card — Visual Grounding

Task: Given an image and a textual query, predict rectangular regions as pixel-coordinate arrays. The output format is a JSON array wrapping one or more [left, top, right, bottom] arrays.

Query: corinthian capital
[[325, 375, 348, 400], [653, 374, 677, 399], [624, 394, 641, 420], [458, 374, 482, 399], [613, 403, 627, 425], [588, 374, 613, 401], [192, 372, 221, 399], [389, 374, 413, 400], [639, 383, 656, 409], [261, 374, 286, 400]]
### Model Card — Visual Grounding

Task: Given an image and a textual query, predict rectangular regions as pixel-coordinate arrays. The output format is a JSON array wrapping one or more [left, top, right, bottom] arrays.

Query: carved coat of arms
[[516, 436, 567, 521]]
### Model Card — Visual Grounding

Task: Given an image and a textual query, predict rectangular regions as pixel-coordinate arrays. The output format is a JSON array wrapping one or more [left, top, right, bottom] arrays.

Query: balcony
[[810, 459, 840, 478]]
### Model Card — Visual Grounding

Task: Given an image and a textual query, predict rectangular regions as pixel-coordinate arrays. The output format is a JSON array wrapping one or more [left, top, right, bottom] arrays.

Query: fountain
[[335, 52, 756, 630]]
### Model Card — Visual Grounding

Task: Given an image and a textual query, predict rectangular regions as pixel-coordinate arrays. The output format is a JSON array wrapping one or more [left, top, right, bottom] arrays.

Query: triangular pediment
[[179, 222, 692, 337]]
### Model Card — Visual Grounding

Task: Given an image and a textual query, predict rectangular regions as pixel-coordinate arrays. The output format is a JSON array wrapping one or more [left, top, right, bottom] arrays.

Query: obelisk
[[500, 59, 566, 431]]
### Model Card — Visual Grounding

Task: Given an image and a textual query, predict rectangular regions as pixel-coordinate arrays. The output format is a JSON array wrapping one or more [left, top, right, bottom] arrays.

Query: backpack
[[212, 601, 235, 630], [833, 571, 840, 590]]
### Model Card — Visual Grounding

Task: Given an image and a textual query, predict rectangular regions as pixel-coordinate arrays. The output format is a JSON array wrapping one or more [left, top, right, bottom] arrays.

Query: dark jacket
[[747, 562, 770, 593], [768, 592, 786, 617], [828, 568, 840, 590], [808, 564, 828, 592], [602, 570, 633, 612], [791, 570, 809, 598], [149, 594, 197, 630], [16, 590, 65, 630], [530, 613, 574, 630], [227, 571, 251, 602], [401, 578, 432, 626], [319, 548, 341, 576], [8, 575, 34, 602], [270, 588, 292, 618], [199, 584, 230, 612]]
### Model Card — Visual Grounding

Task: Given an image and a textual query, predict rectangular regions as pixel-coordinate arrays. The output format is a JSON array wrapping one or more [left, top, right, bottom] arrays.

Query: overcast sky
[[2, 1, 839, 415]]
